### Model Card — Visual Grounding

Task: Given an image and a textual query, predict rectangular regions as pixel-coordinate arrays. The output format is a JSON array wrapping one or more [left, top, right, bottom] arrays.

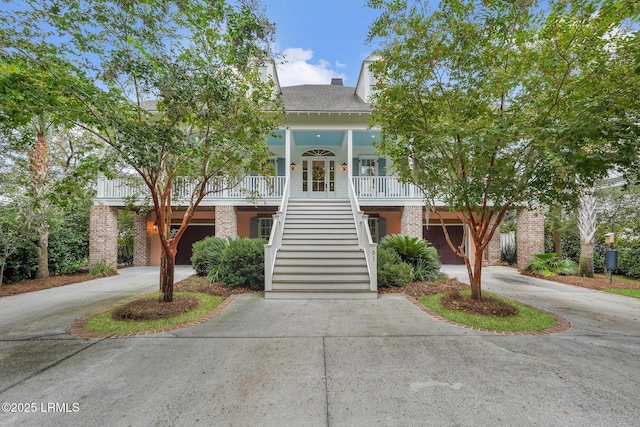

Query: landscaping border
[[405, 294, 573, 336], [68, 294, 241, 338]]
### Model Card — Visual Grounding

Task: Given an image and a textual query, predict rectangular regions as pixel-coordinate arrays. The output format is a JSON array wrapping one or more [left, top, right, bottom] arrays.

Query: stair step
[[270, 283, 371, 291], [265, 290, 377, 300], [274, 265, 368, 274], [277, 250, 363, 259], [271, 273, 370, 282], [275, 257, 366, 266], [278, 244, 362, 251], [283, 228, 355, 234], [282, 232, 358, 243]]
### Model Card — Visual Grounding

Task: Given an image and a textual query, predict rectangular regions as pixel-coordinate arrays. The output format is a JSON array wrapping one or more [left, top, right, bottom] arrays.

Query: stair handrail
[[264, 176, 291, 291], [348, 177, 377, 292]]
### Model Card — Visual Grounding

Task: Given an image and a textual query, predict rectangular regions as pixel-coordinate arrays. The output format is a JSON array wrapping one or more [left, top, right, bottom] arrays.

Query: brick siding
[[133, 212, 150, 266], [215, 205, 237, 239], [89, 205, 118, 268], [401, 205, 423, 239], [516, 207, 545, 271], [486, 215, 502, 266]]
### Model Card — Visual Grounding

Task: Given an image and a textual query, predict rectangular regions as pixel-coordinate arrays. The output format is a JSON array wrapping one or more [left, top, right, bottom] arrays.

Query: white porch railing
[[96, 174, 287, 203], [352, 176, 422, 199], [264, 176, 291, 292], [348, 177, 377, 292]]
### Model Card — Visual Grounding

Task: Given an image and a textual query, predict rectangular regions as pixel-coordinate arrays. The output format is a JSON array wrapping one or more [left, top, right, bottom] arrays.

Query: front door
[[302, 157, 335, 197]]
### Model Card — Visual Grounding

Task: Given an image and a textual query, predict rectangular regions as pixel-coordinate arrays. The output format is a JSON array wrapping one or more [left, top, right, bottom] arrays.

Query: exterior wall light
[[290, 162, 296, 171], [340, 162, 348, 172]]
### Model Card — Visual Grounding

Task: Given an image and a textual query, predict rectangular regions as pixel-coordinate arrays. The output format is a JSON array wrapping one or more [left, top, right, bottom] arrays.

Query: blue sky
[[262, 0, 381, 87]]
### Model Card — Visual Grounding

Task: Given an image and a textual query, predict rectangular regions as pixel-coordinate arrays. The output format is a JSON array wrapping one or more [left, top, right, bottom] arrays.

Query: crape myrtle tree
[[3, 0, 282, 301], [367, 0, 640, 299]]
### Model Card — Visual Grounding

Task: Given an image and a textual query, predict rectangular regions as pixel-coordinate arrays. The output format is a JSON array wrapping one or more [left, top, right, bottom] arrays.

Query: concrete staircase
[[265, 199, 377, 299]]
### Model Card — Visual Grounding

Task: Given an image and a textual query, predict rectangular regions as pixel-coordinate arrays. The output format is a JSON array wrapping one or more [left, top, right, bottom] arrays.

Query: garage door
[[172, 224, 215, 265], [423, 225, 465, 265]]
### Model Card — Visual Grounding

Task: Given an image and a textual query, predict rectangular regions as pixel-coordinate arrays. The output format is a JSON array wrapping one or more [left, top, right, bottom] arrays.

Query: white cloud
[[335, 60, 346, 68], [277, 47, 347, 87]]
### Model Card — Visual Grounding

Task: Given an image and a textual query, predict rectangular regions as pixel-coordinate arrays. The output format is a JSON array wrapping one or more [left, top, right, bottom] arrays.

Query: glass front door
[[302, 158, 335, 196]]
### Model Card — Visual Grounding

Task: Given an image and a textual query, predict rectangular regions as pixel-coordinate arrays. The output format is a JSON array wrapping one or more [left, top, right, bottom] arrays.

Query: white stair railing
[[264, 176, 290, 291], [348, 178, 377, 292]]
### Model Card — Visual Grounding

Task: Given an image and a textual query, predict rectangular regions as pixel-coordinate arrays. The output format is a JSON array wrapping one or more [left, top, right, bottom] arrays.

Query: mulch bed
[[441, 290, 518, 316], [0, 271, 117, 297], [521, 271, 640, 290], [112, 294, 199, 320], [378, 278, 469, 297], [174, 276, 255, 298]]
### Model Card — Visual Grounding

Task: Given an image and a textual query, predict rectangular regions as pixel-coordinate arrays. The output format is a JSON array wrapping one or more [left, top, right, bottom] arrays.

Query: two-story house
[[89, 54, 545, 298]]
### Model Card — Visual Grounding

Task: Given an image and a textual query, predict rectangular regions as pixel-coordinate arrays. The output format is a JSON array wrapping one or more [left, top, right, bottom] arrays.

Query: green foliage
[[2, 242, 39, 285], [368, 0, 640, 293], [220, 238, 265, 290], [379, 234, 441, 281], [48, 210, 89, 275], [377, 246, 414, 288], [191, 236, 229, 278], [501, 244, 517, 266], [117, 210, 134, 265], [527, 253, 577, 277], [618, 241, 640, 278], [88, 262, 115, 277]]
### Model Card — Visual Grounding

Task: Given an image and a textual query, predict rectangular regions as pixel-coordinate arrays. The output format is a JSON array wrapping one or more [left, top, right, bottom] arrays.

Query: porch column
[[516, 207, 545, 271], [486, 215, 502, 266], [401, 205, 423, 239], [133, 211, 150, 266], [89, 205, 118, 268], [215, 205, 237, 239]]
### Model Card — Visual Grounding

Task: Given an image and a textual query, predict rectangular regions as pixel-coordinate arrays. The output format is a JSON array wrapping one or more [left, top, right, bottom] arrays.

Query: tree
[[577, 185, 597, 277], [368, 0, 640, 299], [2, 0, 282, 301]]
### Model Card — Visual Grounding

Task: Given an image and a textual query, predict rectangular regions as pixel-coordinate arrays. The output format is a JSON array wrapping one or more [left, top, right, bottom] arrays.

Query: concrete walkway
[[1, 266, 639, 426]]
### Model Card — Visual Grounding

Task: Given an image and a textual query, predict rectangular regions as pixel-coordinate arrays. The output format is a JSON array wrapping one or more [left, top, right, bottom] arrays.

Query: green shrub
[[377, 246, 414, 287], [379, 234, 441, 281], [220, 238, 265, 290], [2, 242, 39, 284], [527, 253, 577, 277], [88, 262, 115, 277], [191, 237, 229, 277], [501, 243, 517, 265], [48, 210, 89, 275], [618, 241, 640, 278]]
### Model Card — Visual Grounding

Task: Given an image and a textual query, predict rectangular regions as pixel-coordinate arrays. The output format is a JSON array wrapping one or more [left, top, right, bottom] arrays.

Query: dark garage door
[[423, 225, 465, 265], [172, 224, 215, 265]]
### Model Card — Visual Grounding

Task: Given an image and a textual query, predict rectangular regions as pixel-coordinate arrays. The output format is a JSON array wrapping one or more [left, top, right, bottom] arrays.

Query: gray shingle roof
[[281, 84, 370, 113]]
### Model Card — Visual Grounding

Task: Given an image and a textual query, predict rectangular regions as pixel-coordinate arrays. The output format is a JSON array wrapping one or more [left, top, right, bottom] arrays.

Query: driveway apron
[[1, 266, 639, 426]]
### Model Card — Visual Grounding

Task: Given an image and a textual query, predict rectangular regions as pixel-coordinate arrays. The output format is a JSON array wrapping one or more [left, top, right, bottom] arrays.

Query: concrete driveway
[[1, 266, 639, 426]]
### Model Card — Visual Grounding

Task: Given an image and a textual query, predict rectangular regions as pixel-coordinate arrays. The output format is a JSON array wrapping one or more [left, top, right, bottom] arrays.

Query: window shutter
[[249, 217, 259, 239], [378, 217, 387, 241], [378, 158, 386, 176], [277, 158, 285, 176], [352, 158, 359, 176]]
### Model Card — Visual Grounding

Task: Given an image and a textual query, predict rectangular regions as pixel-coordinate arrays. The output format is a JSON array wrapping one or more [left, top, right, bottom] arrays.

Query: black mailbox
[[605, 250, 618, 271]]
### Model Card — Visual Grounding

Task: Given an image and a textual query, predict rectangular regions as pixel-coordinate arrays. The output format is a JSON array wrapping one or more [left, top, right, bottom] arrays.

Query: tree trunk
[[470, 246, 484, 300], [551, 204, 562, 257], [578, 242, 594, 278], [159, 250, 176, 302], [30, 120, 50, 279], [34, 231, 49, 279]]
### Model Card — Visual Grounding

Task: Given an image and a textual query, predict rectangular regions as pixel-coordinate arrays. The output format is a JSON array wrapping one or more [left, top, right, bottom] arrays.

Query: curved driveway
[[1, 266, 639, 426]]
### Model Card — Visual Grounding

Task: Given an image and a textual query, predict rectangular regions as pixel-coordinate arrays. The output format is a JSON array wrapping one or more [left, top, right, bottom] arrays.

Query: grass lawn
[[83, 291, 223, 334], [418, 289, 556, 332], [603, 288, 640, 299], [595, 274, 640, 284]]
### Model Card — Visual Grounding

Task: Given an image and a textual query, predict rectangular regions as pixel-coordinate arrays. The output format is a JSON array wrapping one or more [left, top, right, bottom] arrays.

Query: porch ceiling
[[353, 130, 380, 146], [292, 130, 344, 146]]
